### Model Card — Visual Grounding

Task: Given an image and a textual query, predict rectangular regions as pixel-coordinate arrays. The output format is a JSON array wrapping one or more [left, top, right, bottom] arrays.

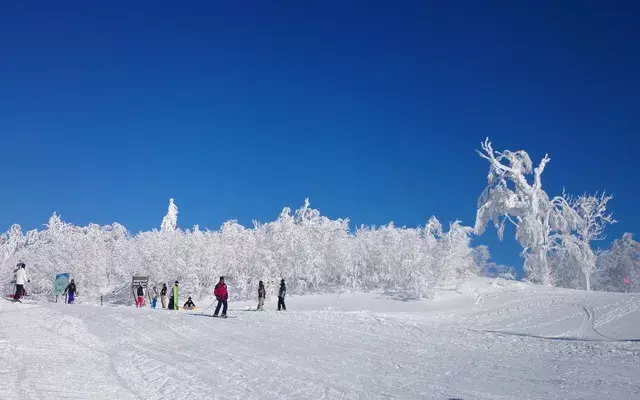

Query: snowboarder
[[183, 297, 196, 310], [63, 279, 77, 304], [257, 281, 266, 310], [13, 262, 29, 302], [160, 283, 168, 309], [151, 285, 159, 309], [213, 276, 228, 318], [136, 285, 144, 308], [172, 281, 179, 310], [278, 279, 286, 311]]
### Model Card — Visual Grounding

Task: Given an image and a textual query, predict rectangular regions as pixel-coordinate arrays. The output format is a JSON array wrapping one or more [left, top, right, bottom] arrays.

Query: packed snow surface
[[1, 278, 639, 399]]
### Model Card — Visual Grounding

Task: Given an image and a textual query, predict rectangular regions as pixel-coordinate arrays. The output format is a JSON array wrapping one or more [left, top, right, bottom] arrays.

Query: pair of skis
[[4, 298, 22, 303]]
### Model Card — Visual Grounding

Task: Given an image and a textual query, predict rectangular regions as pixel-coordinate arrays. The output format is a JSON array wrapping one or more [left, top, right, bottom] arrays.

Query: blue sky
[[0, 1, 638, 272]]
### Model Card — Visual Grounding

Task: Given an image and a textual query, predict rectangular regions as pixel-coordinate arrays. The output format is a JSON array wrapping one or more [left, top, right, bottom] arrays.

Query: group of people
[[9, 263, 288, 315], [256, 279, 287, 311], [134, 281, 183, 310], [210, 276, 287, 318], [133, 281, 197, 310]]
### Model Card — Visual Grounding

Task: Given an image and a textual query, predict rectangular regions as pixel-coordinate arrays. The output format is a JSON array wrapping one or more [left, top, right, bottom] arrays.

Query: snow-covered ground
[[1, 278, 639, 400]]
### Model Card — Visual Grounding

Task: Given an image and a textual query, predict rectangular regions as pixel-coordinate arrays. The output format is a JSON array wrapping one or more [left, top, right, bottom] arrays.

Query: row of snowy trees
[[2, 139, 635, 300], [475, 139, 638, 291], [0, 199, 482, 301]]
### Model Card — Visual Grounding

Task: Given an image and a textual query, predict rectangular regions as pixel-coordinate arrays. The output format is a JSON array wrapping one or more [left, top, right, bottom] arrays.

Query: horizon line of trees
[[0, 199, 485, 302]]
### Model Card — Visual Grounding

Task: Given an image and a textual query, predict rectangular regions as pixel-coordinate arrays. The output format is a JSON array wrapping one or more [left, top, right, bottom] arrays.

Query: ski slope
[[1, 278, 639, 400]]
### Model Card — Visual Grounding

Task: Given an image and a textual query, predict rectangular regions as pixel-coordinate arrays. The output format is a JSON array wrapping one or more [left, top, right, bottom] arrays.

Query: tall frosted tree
[[160, 198, 179, 232], [475, 139, 578, 285]]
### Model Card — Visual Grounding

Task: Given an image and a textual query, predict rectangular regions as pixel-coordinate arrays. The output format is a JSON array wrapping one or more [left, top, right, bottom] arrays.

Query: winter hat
[[220, 276, 224, 281], [175, 281, 179, 284]]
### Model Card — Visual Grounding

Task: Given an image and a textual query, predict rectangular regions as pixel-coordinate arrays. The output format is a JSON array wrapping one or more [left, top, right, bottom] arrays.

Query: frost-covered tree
[[475, 138, 579, 285], [0, 224, 25, 264], [559, 193, 616, 291], [595, 233, 640, 292], [160, 198, 178, 232]]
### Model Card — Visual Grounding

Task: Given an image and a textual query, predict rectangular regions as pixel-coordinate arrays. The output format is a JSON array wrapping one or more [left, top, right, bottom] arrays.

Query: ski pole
[[201, 300, 216, 315]]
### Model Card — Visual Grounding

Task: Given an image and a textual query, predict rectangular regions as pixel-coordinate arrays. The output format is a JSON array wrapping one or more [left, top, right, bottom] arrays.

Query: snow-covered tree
[[560, 193, 616, 291], [595, 233, 640, 292], [475, 138, 579, 285], [160, 198, 178, 232]]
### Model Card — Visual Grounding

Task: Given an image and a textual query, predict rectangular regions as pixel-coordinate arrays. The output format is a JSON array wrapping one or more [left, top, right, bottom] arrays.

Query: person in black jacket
[[160, 283, 168, 309], [63, 279, 77, 304], [278, 279, 286, 311], [136, 285, 144, 308], [257, 281, 266, 310], [183, 297, 196, 310]]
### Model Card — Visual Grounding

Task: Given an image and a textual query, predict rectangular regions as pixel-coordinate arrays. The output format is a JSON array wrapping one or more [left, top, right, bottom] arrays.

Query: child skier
[[183, 297, 196, 310], [161, 283, 168, 309], [136, 285, 144, 308], [213, 276, 228, 318], [257, 281, 266, 310], [172, 281, 179, 310], [13, 262, 29, 302], [151, 285, 159, 309], [278, 279, 286, 311], [63, 279, 77, 304]]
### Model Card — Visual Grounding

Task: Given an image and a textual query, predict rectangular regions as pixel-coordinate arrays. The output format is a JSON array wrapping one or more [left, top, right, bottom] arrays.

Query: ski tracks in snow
[[1, 285, 640, 400], [0, 302, 136, 400]]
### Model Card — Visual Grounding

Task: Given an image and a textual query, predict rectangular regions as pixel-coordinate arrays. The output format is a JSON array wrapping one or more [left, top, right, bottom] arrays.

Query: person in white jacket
[[13, 262, 29, 302]]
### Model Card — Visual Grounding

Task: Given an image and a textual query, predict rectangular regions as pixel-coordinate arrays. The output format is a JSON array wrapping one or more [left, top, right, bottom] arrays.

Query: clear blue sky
[[1, 1, 638, 272]]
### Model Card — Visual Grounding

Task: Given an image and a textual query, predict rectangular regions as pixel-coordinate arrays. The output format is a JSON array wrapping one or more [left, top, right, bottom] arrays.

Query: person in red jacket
[[213, 276, 228, 318]]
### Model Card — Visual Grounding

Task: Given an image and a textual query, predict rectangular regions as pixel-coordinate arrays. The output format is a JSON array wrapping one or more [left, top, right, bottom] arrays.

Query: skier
[[63, 279, 77, 304], [151, 285, 159, 309], [213, 276, 228, 318], [160, 283, 168, 309], [277, 279, 286, 311], [136, 285, 144, 308], [257, 281, 266, 310], [13, 262, 29, 302], [172, 281, 179, 310], [183, 297, 196, 310]]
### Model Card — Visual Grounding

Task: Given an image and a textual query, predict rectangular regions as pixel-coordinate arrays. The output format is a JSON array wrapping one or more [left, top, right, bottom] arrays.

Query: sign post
[[54, 273, 70, 303]]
